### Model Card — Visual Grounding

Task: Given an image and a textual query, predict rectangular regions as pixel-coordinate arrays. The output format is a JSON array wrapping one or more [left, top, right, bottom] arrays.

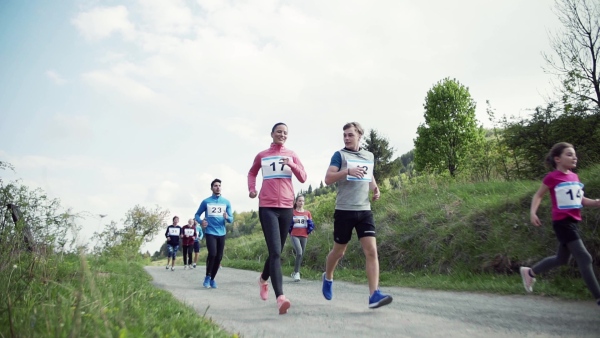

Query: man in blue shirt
[[195, 178, 234, 288]]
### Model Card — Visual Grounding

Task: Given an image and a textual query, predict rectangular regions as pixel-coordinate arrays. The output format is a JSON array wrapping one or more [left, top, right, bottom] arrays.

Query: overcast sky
[[0, 0, 563, 253]]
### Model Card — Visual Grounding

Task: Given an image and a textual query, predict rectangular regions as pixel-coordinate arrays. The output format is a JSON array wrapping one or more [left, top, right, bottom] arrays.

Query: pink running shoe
[[277, 295, 291, 315], [258, 276, 269, 301], [520, 267, 536, 293]]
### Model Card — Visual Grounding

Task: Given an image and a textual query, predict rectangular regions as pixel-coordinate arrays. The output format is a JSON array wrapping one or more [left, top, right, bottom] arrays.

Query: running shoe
[[203, 276, 211, 288], [277, 295, 291, 315], [170, 266, 174, 271], [193, 263, 196, 268], [322, 273, 333, 300], [210, 279, 218, 289], [258, 276, 269, 301], [292, 272, 300, 282], [165, 265, 169, 270], [184, 265, 187, 270], [368, 290, 393, 309], [520, 267, 536, 293]]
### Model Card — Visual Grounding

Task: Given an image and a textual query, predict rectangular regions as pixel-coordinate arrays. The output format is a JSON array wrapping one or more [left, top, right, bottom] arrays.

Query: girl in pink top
[[288, 194, 315, 282], [521, 142, 600, 306], [248, 122, 307, 315]]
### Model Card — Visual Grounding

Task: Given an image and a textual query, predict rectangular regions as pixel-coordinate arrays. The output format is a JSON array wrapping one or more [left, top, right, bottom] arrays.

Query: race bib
[[184, 228, 194, 236], [554, 181, 584, 209], [346, 159, 374, 182], [292, 215, 307, 228], [207, 203, 227, 217], [168, 227, 180, 236], [261, 156, 293, 179]]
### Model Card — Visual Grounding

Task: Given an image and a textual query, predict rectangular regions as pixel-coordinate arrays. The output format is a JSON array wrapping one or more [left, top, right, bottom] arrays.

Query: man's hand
[[372, 186, 380, 201]]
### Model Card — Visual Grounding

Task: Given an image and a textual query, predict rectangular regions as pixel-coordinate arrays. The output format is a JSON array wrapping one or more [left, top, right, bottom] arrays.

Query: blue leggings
[[259, 207, 293, 297]]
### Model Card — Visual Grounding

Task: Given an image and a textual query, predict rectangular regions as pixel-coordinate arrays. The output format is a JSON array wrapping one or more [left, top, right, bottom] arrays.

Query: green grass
[[0, 253, 234, 337]]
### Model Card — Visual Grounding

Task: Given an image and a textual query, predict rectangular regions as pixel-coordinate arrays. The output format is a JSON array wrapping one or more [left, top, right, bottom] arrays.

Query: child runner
[[288, 194, 314, 282], [522, 142, 600, 306]]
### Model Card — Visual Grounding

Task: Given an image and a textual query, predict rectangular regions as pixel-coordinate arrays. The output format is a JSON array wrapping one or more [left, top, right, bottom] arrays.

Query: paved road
[[145, 266, 599, 338]]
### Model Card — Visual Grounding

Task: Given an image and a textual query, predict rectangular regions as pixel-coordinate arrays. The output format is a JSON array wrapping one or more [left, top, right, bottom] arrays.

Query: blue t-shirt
[[195, 195, 234, 236]]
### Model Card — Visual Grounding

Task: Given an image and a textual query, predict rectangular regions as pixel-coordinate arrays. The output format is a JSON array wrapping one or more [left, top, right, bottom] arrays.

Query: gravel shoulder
[[145, 266, 600, 338]]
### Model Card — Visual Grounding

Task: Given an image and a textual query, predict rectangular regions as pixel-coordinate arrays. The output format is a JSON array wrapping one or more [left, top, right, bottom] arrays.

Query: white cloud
[[72, 6, 136, 41], [137, 0, 194, 35], [43, 113, 93, 141], [45, 70, 67, 85]]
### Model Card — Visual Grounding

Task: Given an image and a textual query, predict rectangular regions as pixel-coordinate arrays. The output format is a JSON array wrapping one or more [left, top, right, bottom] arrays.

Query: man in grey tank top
[[321, 122, 393, 309]]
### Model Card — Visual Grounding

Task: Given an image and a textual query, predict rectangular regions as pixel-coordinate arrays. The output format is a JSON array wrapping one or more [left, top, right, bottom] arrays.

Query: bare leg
[[360, 236, 379, 295], [325, 242, 347, 280]]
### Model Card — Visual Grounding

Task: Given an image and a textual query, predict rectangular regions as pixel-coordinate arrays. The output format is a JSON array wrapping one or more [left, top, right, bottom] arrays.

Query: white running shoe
[[292, 272, 300, 282], [520, 267, 536, 292]]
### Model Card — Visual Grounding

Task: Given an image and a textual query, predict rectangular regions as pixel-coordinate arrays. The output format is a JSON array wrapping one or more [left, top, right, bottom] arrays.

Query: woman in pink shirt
[[248, 122, 307, 315], [521, 142, 600, 306]]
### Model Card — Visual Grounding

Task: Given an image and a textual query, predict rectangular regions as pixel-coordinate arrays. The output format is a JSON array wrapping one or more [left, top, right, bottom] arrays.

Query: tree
[[307, 185, 313, 194], [92, 204, 169, 258], [362, 129, 401, 183], [413, 78, 484, 176], [543, 0, 600, 110]]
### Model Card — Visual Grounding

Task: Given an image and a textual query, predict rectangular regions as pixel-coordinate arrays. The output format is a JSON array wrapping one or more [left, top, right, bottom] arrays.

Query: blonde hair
[[343, 122, 364, 136]]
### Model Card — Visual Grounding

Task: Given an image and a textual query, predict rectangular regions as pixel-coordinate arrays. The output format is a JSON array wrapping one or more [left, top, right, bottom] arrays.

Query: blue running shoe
[[368, 290, 393, 309], [210, 279, 218, 289], [203, 276, 211, 288], [322, 273, 333, 300]]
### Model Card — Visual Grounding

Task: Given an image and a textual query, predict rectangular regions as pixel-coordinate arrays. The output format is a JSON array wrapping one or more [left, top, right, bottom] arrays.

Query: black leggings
[[182, 245, 193, 265], [532, 239, 600, 299], [259, 207, 293, 297], [205, 234, 225, 279]]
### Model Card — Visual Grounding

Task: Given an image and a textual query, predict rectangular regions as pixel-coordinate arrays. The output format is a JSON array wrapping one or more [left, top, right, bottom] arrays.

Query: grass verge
[[1, 253, 234, 337]]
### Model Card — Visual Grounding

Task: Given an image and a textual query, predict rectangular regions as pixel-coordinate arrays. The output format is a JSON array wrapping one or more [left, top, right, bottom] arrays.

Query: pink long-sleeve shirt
[[248, 143, 307, 208]]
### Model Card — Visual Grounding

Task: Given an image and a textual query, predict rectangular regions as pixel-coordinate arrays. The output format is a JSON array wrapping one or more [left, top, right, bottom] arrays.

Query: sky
[[0, 0, 564, 254]]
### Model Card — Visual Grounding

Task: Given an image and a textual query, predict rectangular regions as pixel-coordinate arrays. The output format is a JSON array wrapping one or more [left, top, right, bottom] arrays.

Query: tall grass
[[1, 166, 237, 337], [0, 250, 233, 337]]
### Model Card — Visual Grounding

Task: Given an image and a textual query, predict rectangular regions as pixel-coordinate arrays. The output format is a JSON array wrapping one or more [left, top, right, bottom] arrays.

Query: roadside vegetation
[[0, 164, 234, 337]]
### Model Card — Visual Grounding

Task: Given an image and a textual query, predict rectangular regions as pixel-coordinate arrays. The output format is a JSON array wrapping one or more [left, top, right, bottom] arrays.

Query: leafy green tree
[[362, 129, 400, 182], [307, 185, 313, 194], [543, 0, 600, 110], [92, 205, 169, 259], [413, 78, 483, 177]]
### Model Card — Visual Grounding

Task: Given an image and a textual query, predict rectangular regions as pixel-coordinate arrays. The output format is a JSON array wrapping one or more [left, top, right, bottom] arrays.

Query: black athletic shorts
[[552, 217, 581, 244], [333, 210, 376, 244]]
